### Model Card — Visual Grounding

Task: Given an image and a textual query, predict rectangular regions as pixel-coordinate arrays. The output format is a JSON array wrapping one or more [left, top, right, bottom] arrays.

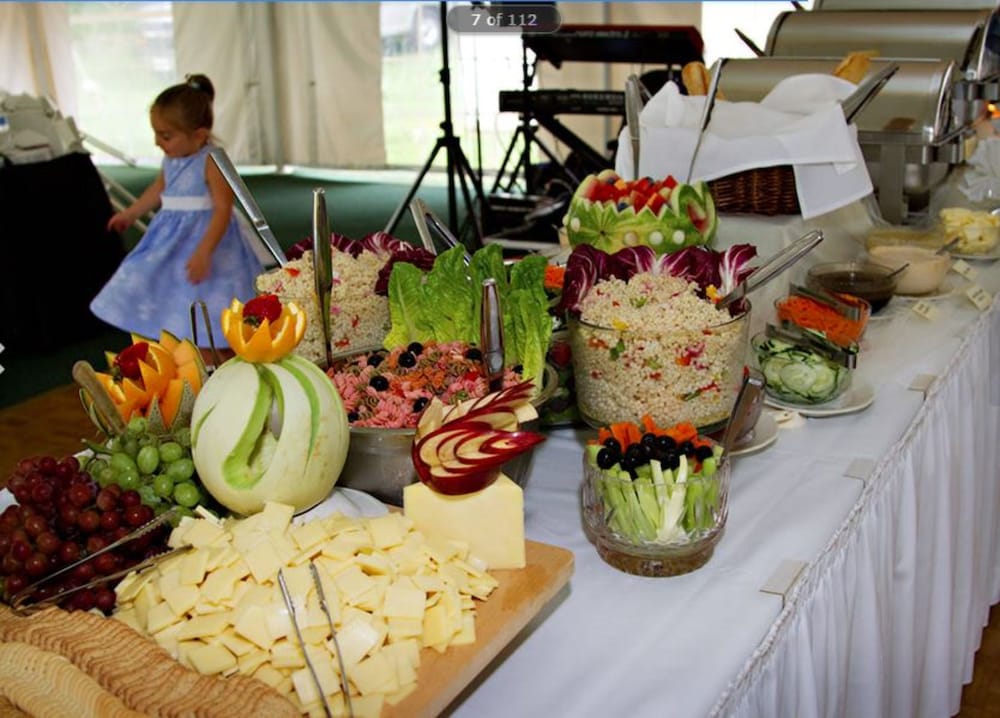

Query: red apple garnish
[[412, 380, 545, 495]]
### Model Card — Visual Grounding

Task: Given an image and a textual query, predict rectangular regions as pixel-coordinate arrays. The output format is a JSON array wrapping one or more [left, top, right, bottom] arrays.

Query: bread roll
[[681, 61, 726, 100], [832, 50, 879, 84]]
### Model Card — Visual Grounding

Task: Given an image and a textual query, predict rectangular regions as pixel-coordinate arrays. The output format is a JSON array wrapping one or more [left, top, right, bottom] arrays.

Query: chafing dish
[[717, 57, 965, 223]]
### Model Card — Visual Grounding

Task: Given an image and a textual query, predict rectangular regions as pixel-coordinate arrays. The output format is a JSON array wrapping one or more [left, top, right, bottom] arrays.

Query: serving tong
[[764, 322, 858, 369], [717, 229, 825, 310], [720, 369, 767, 456], [313, 188, 335, 369], [685, 57, 727, 184], [788, 281, 865, 322], [208, 146, 287, 269], [624, 74, 643, 180], [11, 507, 185, 613], [276, 564, 354, 718], [409, 197, 473, 264]]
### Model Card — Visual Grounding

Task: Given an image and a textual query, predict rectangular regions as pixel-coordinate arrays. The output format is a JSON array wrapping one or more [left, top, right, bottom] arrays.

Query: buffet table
[[449, 202, 1000, 717]]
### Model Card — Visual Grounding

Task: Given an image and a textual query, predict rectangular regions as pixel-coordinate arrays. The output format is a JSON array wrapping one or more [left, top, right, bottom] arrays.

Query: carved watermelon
[[562, 170, 718, 254]]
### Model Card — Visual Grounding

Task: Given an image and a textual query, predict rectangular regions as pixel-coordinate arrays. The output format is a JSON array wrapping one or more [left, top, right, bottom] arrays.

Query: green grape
[[97, 466, 116, 487], [136, 445, 160, 474], [138, 484, 160, 506], [109, 452, 138, 475], [117, 467, 140, 490], [137, 433, 159, 449], [88, 458, 109, 476], [105, 436, 123, 454], [172, 426, 192, 448], [173, 482, 200, 508], [158, 442, 184, 465], [152, 474, 174, 498], [173, 506, 195, 520], [127, 416, 148, 437], [166, 458, 195, 482], [122, 437, 140, 459]]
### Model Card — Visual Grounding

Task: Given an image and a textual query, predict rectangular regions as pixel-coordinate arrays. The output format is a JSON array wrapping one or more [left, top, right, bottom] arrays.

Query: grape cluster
[[1, 454, 170, 613], [84, 416, 212, 517]]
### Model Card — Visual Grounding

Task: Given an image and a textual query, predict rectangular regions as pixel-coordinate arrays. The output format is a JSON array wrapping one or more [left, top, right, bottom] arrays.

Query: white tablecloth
[[450, 208, 1000, 717]]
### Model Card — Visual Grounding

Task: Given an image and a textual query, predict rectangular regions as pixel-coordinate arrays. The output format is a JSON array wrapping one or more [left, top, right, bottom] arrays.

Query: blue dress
[[91, 144, 264, 348]]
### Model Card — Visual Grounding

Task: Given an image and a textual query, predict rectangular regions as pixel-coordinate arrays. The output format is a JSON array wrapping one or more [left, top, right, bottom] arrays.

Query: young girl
[[91, 74, 264, 352]]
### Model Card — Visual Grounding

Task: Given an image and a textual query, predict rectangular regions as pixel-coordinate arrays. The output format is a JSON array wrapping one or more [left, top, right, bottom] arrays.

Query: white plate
[[950, 246, 1000, 262], [763, 379, 876, 417], [894, 276, 962, 301], [728, 413, 779, 457], [296, 487, 388, 523]]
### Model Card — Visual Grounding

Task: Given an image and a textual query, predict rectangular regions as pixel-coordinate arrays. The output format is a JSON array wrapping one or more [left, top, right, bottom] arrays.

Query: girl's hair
[[152, 73, 215, 132]]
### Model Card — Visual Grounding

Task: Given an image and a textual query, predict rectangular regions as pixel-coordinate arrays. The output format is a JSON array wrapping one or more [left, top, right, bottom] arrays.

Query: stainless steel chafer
[[717, 57, 963, 223]]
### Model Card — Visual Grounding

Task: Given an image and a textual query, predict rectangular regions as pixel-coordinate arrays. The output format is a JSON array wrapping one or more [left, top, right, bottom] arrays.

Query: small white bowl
[[868, 245, 950, 296]]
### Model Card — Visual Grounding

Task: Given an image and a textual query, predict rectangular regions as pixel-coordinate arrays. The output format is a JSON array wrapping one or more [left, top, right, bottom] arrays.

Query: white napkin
[[616, 76, 874, 219], [960, 137, 1000, 202]]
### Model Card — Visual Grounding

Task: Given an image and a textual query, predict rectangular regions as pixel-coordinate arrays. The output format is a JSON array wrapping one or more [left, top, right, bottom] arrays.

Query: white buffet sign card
[[908, 373, 937, 396], [760, 559, 808, 607], [843, 457, 875, 481], [951, 259, 978, 280], [911, 300, 941, 321], [965, 284, 993, 312]]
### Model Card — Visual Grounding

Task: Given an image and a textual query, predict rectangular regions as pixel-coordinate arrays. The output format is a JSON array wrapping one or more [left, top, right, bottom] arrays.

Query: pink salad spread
[[328, 341, 522, 429]]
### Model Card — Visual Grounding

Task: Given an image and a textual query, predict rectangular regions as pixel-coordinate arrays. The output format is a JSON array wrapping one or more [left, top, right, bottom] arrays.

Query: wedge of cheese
[[403, 475, 526, 569]]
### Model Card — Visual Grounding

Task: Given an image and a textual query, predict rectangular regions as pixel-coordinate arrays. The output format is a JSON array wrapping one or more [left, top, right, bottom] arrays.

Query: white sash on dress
[[160, 195, 212, 211]]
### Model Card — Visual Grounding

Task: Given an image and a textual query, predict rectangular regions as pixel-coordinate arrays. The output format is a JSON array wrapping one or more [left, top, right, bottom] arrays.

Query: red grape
[[99, 511, 121, 532], [59, 541, 81, 564], [0, 534, 10, 556], [94, 586, 117, 614], [68, 483, 95, 508], [95, 489, 118, 513], [16, 457, 37, 474], [86, 535, 109, 554], [123, 504, 151, 528], [11, 540, 32, 562], [24, 514, 48, 539], [4, 574, 27, 596], [72, 562, 95, 581], [59, 456, 80, 474], [120, 490, 142, 508], [77, 510, 100, 534], [24, 553, 49, 577], [92, 552, 119, 575], [38, 456, 57, 475], [35, 531, 61, 555], [70, 588, 95, 611], [59, 505, 79, 527]]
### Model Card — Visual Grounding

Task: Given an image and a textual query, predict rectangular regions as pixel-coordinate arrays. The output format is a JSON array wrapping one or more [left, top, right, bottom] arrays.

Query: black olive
[[369, 375, 389, 391], [640, 433, 659, 450], [347, 411, 359, 422], [397, 351, 417, 368], [678, 441, 695, 456], [366, 353, 384, 367], [512, 364, 524, 375], [596, 447, 619, 470], [602, 437, 621, 453], [625, 443, 646, 466], [620, 452, 637, 472], [412, 397, 429, 413], [655, 435, 677, 452], [695, 445, 714, 461], [464, 347, 483, 361], [407, 342, 424, 355], [661, 451, 680, 470]]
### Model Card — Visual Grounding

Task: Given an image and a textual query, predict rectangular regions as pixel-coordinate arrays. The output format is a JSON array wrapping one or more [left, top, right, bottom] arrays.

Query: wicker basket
[[708, 165, 800, 216]]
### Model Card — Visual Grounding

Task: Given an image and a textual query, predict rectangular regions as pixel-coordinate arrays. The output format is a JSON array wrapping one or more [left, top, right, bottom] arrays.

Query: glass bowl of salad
[[751, 330, 854, 406], [580, 419, 731, 577]]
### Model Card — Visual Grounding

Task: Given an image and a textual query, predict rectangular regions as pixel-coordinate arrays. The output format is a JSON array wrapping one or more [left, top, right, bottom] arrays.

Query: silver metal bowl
[[336, 364, 557, 506]]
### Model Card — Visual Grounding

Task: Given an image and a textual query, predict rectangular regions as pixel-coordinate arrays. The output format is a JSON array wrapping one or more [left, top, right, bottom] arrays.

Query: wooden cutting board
[[384, 540, 574, 718]]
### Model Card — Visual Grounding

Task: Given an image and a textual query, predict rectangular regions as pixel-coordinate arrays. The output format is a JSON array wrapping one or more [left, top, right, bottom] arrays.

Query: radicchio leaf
[[717, 243, 758, 296]]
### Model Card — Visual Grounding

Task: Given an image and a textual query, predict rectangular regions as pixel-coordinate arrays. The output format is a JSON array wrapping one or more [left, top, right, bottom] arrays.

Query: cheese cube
[[146, 600, 181, 634], [186, 642, 237, 675], [234, 604, 275, 649], [382, 580, 425, 621], [351, 651, 397, 695], [179, 549, 210, 586], [240, 541, 283, 584], [291, 520, 329, 552], [252, 663, 286, 689], [161, 583, 200, 616], [181, 519, 227, 548], [237, 647, 271, 675], [367, 513, 411, 550], [270, 639, 306, 669], [335, 617, 381, 665], [176, 612, 230, 641], [404, 475, 525, 569], [259, 501, 296, 533]]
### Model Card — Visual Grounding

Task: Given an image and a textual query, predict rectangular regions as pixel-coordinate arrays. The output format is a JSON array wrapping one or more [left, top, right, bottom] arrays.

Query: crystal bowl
[[580, 448, 731, 577], [568, 304, 751, 433], [806, 260, 898, 313]]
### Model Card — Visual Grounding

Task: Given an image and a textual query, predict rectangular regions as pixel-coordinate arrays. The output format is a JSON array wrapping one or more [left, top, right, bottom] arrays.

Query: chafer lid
[[717, 57, 956, 141], [765, 9, 1000, 81]]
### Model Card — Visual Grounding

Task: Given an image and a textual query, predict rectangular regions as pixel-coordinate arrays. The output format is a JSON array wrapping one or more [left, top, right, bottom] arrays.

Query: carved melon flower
[[220, 294, 307, 363]]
